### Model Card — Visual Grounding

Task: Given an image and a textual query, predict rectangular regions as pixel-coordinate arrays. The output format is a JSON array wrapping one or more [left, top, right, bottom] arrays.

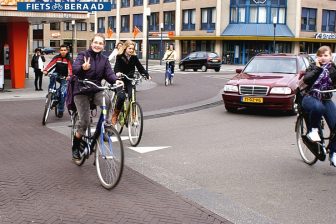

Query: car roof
[[253, 53, 307, 59]]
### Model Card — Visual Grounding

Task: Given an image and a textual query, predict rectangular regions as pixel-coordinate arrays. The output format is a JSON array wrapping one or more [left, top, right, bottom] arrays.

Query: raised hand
[[82, 56, 91, 70]]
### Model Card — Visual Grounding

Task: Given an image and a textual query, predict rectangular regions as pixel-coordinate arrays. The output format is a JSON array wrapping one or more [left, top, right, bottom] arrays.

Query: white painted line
[[128, 146, 171, 154]]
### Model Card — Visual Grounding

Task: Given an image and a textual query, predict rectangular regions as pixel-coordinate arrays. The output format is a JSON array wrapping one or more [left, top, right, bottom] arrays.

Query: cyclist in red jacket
[[43, 45, 73, 118]]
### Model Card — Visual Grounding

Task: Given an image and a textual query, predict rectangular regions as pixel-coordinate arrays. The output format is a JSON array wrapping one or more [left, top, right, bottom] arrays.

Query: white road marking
[[128, 146, 171, 153]]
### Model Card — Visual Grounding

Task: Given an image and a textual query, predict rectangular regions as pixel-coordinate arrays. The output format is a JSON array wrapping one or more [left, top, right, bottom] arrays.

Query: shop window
[[201, 8, 215, 30], [50, 40, 60, 48], [182, 9, 195, 30], [322, 10, 336, 32], [77, 40, 87, 53], [121, 15, 130, 32], [301, 8, 316, 31]]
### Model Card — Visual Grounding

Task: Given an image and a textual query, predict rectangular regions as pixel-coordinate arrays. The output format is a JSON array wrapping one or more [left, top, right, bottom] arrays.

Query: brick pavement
[[0, 100, 232, 224]]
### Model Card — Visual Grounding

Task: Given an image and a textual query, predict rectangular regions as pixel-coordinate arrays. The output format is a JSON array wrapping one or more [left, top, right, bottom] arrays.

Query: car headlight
[[270, 87, 292, 94], [223, 85, 238, 92]]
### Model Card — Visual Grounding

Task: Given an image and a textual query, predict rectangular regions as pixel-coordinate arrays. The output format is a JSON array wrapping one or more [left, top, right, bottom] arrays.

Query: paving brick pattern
[[0, 100, 232, 224]]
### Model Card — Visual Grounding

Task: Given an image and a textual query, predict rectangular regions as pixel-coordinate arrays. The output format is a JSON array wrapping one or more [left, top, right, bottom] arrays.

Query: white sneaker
[[307, 128, 321, 142], [330, 152, 336, 167]]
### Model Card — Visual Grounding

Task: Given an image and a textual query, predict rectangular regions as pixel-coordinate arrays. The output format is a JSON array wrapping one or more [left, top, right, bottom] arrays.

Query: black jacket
[[303, 62, 336, 89], [31, 54, 45, 72], [114, 54, 148, 80]]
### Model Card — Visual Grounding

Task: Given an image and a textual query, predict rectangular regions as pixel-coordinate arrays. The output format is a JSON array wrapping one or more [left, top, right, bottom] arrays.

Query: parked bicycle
[[295, 88, 336, 165], [112, 72, 145, 146], [42, 73, 65, 125], [71, 80, 124, 190]]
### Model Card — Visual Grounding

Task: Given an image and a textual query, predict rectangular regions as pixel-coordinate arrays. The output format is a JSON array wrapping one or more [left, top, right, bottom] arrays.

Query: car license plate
[[241, 97, 263, 103]]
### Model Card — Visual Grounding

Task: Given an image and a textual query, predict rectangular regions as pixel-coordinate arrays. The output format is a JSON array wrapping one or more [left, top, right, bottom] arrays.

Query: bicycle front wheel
[[296, 116, 318, 165], [42, 93, 52, 125], [95, 126, 124, 190], [128, 102, 143, 146]]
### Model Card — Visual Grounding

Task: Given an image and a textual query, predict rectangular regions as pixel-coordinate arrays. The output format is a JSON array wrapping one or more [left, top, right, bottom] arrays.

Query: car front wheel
[[180, 64, 185, 71], [214, 68, 220, 72], [201, 65, 207, 72]]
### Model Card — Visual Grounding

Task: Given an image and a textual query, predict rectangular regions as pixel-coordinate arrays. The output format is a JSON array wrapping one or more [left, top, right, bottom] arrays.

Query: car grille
[[239, 85, 269, 95]]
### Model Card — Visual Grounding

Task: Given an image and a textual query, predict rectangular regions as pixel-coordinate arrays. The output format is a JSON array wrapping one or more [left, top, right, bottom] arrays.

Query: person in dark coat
[[112, 40, 150, 125], [301, 45, 336, 166], [71, 33, 123, 160], [31, 48, 45, 91]]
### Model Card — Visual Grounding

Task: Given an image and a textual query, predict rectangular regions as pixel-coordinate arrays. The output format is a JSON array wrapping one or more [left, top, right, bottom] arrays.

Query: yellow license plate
[[241, 97, 263, 103]]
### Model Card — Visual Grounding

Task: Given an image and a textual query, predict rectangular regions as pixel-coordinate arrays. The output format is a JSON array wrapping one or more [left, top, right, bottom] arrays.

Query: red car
[[222, 54, 313, 114]]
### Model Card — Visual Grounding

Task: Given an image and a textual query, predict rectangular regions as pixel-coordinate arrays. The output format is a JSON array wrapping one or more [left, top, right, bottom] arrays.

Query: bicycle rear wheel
[[42, 93, 52, 125], [296, 116, 318, 165], [95, 126, 124, 190], [128, 102, 143, 146]]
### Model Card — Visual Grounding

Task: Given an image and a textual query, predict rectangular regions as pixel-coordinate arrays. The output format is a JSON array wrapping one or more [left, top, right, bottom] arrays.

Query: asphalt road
[[42, 68, 336, 224]]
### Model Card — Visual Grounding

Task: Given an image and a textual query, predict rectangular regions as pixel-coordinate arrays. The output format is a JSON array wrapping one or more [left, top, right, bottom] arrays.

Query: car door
[[196, 52, 207, 69], [185, 52, 197, 69]]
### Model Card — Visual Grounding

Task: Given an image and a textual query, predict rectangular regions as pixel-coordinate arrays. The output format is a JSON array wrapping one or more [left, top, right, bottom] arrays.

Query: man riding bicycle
[[43, 45, 73, 118], [301, 46, 336, 166]]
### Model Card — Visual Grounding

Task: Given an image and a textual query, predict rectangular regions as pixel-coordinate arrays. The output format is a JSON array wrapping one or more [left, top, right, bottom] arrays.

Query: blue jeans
[[302, 95, 336, 154], [49, 75, 67, 113]]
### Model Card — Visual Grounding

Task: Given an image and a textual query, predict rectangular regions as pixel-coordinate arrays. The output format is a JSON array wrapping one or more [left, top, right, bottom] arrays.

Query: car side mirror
[[236, 68, 242, 73]]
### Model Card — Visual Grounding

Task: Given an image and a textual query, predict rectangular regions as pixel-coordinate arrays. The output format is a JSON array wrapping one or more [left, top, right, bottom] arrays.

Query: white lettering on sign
[[315, 33, 336, 39]]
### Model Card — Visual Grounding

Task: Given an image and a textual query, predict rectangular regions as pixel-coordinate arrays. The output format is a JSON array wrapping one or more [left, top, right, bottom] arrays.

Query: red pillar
[[8, 22, 29, 89]]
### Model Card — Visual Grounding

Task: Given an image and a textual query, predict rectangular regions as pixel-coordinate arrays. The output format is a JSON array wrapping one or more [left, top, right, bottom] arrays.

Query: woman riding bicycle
[[112, 40, 150, 125], [71, 33, 123, 160], [301, 45, 336, 166], [162, 43, 176, 77]]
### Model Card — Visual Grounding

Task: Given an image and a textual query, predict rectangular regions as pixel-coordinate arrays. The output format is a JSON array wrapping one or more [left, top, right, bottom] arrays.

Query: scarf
[[38, 56, 44, 71], [310, 62, 333, 100]]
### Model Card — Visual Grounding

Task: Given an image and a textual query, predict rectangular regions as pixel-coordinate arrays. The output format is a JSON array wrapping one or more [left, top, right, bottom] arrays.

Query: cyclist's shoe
[[57, 111, 63, 118], [165, 78, 169, 86], [307, 128, 321, 142], [111, 109, 120, 125], [72, 136, 81, 160], [330, 153, 336, 167]]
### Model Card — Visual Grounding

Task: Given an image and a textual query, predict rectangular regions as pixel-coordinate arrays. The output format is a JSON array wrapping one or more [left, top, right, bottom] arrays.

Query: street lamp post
[[160, 22, 163, 66], [273, 17, 277, 54], [71, 20, 75, 59], [145, 8, 151, 72]]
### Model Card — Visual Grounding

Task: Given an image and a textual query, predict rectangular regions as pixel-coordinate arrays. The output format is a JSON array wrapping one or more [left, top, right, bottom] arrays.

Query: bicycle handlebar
[[119, 72, 147, 81], [79, 79, 124, 91], [311, 89, 336, 93]]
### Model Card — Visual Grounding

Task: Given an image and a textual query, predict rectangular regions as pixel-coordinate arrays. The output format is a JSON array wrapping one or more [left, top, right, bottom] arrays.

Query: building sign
[[315, 33, 336, 39], [51, 32, 60, 38], [16, 0, 112, 12]]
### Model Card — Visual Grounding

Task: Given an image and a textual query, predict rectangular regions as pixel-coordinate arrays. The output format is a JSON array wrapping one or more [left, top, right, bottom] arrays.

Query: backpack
[[66, 75, 76, 113]]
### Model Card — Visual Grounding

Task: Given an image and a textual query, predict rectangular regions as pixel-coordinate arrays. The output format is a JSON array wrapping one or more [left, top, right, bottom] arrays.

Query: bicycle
[[71, 80, 125, 190], [42, 73, 66, 126], [164, 60, 174, 86], [112, 72, 145, 146], [295, 88, 336, 165]]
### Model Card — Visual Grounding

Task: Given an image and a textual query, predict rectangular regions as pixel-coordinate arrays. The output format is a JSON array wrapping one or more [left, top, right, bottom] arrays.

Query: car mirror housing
[[236, 68, 242, 74]]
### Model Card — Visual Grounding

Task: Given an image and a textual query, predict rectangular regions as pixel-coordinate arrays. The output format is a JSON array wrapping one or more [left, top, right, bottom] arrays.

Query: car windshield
[[244, 57, 297, 74]]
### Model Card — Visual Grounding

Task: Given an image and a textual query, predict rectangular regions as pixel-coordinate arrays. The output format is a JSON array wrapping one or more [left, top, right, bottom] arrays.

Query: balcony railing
[[182, 23, 195, 31]]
